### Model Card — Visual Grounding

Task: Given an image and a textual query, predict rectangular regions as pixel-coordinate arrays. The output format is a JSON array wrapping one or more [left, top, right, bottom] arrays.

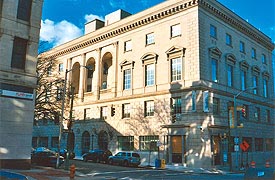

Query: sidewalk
[[0, 162, 240, 180]]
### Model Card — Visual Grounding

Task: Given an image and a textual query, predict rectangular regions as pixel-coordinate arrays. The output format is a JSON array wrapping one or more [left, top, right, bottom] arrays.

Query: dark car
[[31, 150, 64, 167], [82, 149, 112, 163], [108, 152, 141, 167]]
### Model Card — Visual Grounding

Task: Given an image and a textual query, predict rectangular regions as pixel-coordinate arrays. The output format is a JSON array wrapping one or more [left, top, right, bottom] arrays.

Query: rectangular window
[[171, 97, 182, 114], [123, 69, 131, 90], [101, 106, 108, 120], [11, 37, 28, 70], [240, 41, 245, 53], [263, 79, 268, 97], [56, 87, 62, 101], [122, 103, 131, 118], [252, 75, 258, 95], [47, 66, 52, 75], [226, 33, 232, 46], [266, 109, 270, 123], [266, 138, 273, 151], [211, 58, 218, 82], [227, 64, 233, 87], [145, 64, 155, 86], [17, 0, 32, 22], [139, 136, 159, 151], [38, 137, 48, 148], [146, 33, 155, 45], [51, 137, 59, 148], [210, 24, 217, 38], [171, 57, 182, 81], [255, 138, 263, 152], [117, 136, 134, 151], [124, 40, 132, 52], [262, 54, 267, 64], [171, 24, 181, 37], [59, 63, 64, 72], [32, 137, 38, 148], [213, 97, 220, 115], [241, 70, 246, 90], [84, 108, 90, 120], [251, 48, 256, 59], [145, 100, 154, 117], [192, 90, 196, 111]]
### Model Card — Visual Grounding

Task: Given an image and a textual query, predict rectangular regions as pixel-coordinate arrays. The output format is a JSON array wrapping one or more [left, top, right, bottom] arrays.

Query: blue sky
[[40, 0, 275, 49]]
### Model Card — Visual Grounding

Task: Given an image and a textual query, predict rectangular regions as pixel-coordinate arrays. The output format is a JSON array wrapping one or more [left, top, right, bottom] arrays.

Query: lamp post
[[56, 65, 91, 168], [232, 86, 257, 171]]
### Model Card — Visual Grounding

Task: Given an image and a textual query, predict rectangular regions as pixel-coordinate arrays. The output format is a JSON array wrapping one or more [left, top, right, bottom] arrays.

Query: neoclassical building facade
[[34, 0, 274, 169], [0, 0, 43, 169]]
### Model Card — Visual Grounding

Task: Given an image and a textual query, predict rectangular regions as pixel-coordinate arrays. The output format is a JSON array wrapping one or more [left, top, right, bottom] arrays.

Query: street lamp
[[232, 86, 257, 171], [56, 65, 91, 168]]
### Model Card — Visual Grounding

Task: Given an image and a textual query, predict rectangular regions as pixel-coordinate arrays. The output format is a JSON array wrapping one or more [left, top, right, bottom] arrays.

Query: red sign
[[240, 140, 249, 152]]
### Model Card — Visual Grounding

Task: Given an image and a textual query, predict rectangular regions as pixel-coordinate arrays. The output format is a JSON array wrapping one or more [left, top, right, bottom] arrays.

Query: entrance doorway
[[171, 136, 182, 163], [212, 135, 221, 165]]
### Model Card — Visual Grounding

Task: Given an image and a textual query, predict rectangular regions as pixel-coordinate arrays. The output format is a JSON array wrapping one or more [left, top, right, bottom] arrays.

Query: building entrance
[[171, 136, 182, 163]]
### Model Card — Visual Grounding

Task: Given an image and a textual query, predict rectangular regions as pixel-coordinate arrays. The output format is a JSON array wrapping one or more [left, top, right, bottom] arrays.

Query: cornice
[[40, 0, 199, 59], [40, 0, 274, 60], [199, 0, 274, 51]]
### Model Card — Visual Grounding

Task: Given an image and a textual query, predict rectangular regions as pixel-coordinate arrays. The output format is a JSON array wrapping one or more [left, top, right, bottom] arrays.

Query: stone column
[[94, 48, 102, 100], [78, 53, 86, 100]]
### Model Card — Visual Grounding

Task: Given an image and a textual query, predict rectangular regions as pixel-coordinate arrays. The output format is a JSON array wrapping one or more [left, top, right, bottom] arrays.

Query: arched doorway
[[98, 130, 108, 150], [81, 131, 90, 154]]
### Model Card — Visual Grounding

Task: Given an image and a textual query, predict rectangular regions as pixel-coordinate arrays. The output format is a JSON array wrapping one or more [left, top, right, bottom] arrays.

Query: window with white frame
[[251, 48, 256, 59], [210, 24, 217, 38], [241, 70, 247, 90], [124, 40, 132, 52], [122, 103, 131, 118], [146, 33, 155, 45], [139, 135, 159, 151], [211, 58, 218, 83], [59, 63, 64, 72], [171, 97, 182, 114], [240, 41, 245, 53], [145, 100, 154, 117], [171, 57, 182, 82], [117, 136, 134, 151], [263, 79, 268, 98], [171, 24, 181, 37], [101, 106, 108, 119], [145, 64, 155, 86], [227, 64, 233, 87], [226, 33, 232, 46], [123, 69, 131, 90], [252, 75, 258, 95]]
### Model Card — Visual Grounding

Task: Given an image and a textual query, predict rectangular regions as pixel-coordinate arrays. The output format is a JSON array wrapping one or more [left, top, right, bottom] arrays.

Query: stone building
[[0, 0, 43, 169], [34, 0, 274, 169]]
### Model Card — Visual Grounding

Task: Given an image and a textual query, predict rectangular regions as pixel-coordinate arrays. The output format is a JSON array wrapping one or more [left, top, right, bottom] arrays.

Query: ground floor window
[[38, 137, 48, 147], [255, 138, 263, 152], [51, 137, 59, 148], [139, 135, 159, 151], [32, 137, 38, 148], [266, 138, 274, 151], [117, 136, 134, 151]]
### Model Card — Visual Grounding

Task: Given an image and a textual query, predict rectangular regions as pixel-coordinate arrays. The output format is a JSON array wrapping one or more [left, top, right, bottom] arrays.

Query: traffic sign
[[240, 140, 249, 151]]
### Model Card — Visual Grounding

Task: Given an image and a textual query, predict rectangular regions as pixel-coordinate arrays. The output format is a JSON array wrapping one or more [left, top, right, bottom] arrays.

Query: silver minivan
[[108, 152, 141, 167]]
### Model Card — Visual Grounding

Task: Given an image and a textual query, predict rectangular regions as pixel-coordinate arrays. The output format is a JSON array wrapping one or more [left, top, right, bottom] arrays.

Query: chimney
[[85, 19, 104, 34], [105, 9, 131, 26]]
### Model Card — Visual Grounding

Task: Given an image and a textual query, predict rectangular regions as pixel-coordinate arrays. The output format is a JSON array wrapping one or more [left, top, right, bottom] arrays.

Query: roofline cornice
[[39, 0, 274, 60], [199, 0, 274, 51]]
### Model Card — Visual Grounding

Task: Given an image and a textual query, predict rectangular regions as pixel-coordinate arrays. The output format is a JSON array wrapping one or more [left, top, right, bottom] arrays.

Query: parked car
[[50, 148, 75, 159], [108, 152, 141, 167], [31, 150, 64, 167], [82, 149, 112, 163]]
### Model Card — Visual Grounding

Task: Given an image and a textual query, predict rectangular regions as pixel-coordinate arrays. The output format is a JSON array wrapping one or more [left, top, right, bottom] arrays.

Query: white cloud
[[40, 19, 83, 47], [84, 14, 104, 23]]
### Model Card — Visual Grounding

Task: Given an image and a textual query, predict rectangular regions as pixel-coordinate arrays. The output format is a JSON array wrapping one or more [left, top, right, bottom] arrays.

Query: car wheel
[[109, 159, 113, 165], [123, 160, 129, 167]]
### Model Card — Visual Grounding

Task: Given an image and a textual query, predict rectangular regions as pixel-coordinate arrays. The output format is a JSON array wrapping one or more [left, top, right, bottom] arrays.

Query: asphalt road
[[66, 160, 244, 180]]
